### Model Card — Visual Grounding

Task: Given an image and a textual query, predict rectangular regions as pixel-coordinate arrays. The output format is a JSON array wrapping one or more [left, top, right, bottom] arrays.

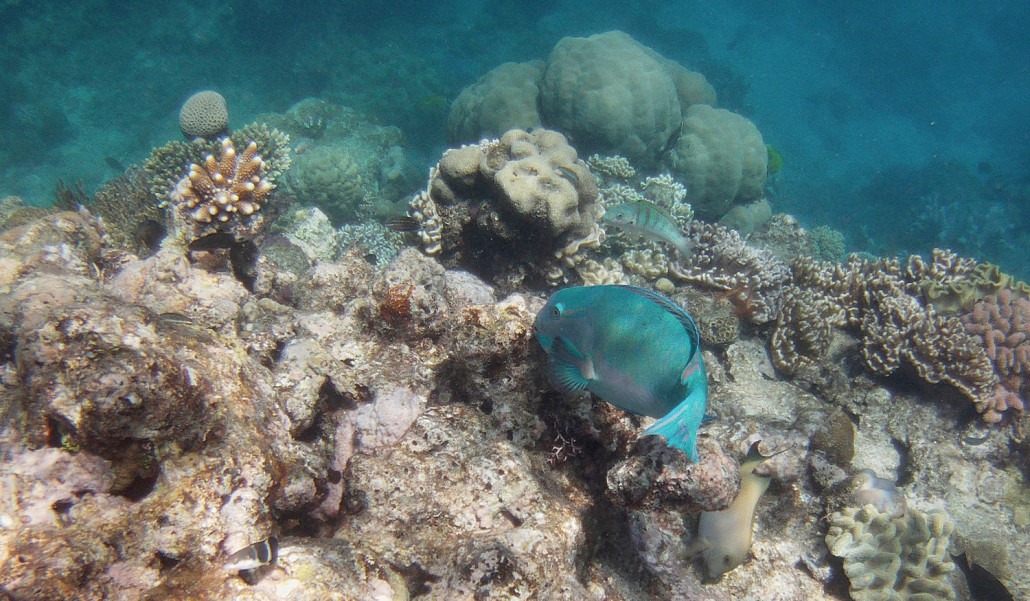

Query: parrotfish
[[534, 285, 707, 461], [690, 441, 772, 580], [603, 200, 696, 257]]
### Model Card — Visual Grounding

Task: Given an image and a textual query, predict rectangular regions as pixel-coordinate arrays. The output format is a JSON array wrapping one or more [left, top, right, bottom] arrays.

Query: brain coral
[[539, 31, 684, 168], [664, 104, 768, 219], [179, 91, 229, 140], [446, 61, 545, 144], [407, 128, 602, 291]]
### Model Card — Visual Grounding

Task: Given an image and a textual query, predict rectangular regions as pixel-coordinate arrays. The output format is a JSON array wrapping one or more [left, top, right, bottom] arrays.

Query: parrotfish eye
[[552, 302, 564, 318]]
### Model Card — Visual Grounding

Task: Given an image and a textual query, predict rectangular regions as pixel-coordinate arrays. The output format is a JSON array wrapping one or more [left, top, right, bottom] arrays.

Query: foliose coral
[[826, 505, 956, 601], [771, 251, 1000, 420], [671, 221, 790, 324]]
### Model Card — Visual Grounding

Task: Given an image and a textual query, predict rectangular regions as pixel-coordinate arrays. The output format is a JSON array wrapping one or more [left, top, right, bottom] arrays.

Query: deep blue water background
[[1, 0, 1027, 276]]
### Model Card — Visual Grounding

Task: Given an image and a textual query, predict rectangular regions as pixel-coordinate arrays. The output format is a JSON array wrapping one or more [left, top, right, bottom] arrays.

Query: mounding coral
[[960, 287, 1030, 422], [405, 128, 603, 291]]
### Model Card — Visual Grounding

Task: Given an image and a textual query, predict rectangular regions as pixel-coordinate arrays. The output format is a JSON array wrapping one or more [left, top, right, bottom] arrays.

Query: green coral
[[810, 225, 847, 262]]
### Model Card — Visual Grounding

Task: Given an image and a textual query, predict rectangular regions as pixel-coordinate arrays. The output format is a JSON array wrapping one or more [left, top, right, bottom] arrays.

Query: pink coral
[[961, 288, 1030, 422]]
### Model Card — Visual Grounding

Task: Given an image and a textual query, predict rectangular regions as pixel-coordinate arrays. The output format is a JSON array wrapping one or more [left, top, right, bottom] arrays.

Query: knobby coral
[[961, 288, 1030, 422]]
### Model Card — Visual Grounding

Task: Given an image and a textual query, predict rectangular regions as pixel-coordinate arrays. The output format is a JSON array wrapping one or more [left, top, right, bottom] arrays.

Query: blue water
[[1, 0, 1027, 276]]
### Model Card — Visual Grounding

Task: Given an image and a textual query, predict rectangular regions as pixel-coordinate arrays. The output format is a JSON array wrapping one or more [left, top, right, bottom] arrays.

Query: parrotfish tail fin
[[642, 381, 708, 462]]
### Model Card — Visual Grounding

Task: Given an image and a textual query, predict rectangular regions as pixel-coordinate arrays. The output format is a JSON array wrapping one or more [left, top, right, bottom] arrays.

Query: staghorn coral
[[179, 90, 228, 140], [671, 221, 789, 324], [825, 505, 956, 601], [961, 288, 1030, 422]]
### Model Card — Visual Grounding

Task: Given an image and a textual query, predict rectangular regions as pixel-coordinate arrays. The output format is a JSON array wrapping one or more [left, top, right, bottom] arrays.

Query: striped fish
[[603, 200, 695, 257], [224, 536, 278, 571]]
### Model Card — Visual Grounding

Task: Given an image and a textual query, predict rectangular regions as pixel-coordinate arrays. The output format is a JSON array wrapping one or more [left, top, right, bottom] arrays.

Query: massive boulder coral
[[539, 31, 688, 168], [664, 104, 768, 220], [447, 61, 546, 143], [406, 128, 603, 291], [448, 31, 717, 170]]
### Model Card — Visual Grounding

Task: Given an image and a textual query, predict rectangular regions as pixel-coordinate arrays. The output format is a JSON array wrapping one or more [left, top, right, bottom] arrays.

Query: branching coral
[[172, 138, 272, 227]]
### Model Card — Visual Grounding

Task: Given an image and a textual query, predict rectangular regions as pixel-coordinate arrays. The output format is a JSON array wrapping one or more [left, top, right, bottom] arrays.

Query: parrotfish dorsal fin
[[614, 285, 701, 361]]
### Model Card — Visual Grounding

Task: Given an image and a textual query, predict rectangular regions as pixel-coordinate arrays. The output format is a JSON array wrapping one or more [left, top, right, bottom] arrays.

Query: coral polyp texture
[[405, 128, 602, 291], [825, 505, 956, 601], [176, 138, 270, 222], [178, 90, 229, 140]]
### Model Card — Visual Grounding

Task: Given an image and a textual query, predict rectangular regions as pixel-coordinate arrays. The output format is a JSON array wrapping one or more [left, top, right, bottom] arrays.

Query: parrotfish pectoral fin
[[549, 336, 596, 392], [642, 382, 708, 462]]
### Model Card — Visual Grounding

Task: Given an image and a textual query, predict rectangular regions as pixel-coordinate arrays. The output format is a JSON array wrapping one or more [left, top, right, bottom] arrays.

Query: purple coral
[[961, 288, 1030, 422]]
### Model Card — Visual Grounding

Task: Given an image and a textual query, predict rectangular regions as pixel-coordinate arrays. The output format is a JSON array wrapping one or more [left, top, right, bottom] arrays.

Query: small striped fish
[[224, 536, 278, 571], [603, 200, 695, 257]]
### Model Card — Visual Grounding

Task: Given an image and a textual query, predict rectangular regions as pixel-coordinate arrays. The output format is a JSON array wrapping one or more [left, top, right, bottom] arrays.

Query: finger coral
[[961, 287, 1030, 422]]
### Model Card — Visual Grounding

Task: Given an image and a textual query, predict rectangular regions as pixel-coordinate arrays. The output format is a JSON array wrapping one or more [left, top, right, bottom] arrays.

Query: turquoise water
[[1, 0, 1027, 271]]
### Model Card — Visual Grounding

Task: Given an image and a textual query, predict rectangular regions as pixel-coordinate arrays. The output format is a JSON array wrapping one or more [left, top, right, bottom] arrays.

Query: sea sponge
[[825, 505, 956, 601], [446, 61, 545, 145], [539, 31, 683, 168], [179, 90, 229, 140], [664, 104, 768, 220]]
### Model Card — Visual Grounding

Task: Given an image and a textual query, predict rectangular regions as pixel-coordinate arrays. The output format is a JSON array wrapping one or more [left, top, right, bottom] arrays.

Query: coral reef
[[89, 166, 166, 255], [282, 144, 364, 223], [447, 61, 545, 143], [772, 252, 1002, 421], [406, 128, 603, 291], [178, 90, 229, 140], [171, 138, 273, 230], [826, 505, 956, 601], [449, 31, 726, 175]]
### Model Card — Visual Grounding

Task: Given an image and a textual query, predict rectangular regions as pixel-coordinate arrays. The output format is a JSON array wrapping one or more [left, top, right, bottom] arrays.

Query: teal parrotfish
[[603, 200, 696, 257], [534, 285, 708, 461]]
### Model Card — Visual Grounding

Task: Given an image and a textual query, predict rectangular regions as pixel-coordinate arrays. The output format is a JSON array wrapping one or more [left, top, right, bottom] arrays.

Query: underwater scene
[[0, 1, 1028, 600]]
